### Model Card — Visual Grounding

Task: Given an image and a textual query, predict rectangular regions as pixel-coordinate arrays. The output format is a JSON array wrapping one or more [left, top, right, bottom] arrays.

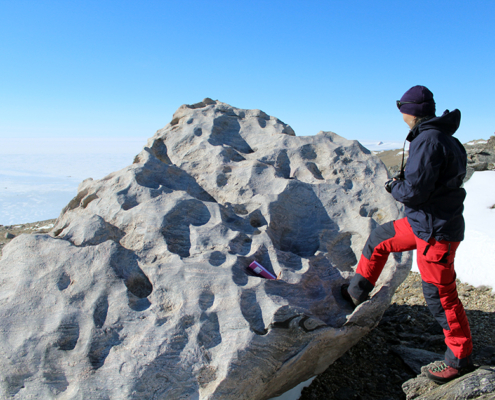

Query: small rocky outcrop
[[402, 365, 495, 400], [0, 99, 410, 399], [464, 136, 495, 181]]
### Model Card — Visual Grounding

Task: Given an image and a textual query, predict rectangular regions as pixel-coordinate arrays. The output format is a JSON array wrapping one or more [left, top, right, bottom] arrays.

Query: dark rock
[[391, 346, 443, 374], [425, 322, 443, 335], [464, 167, 476, 183], [477, 346, 495, 360], [463, 136, 495, 180], [334, 386, 359, 400], [424, 334, 446, 348], [5, 232, 15, 239]]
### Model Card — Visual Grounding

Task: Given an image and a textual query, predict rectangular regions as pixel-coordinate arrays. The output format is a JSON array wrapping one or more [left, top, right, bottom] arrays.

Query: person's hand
[[385, 179, 395, 193]]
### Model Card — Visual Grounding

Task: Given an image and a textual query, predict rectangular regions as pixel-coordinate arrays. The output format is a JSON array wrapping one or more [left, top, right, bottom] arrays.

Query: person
[[342, 85, 473, 384]]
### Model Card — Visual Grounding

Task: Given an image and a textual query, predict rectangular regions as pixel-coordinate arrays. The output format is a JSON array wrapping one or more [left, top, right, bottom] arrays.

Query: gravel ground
[[299, 272, 495, 400]]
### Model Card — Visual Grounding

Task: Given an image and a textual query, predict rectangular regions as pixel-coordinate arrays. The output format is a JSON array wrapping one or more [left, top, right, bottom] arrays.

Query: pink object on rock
[[248, 261, 277, 279]]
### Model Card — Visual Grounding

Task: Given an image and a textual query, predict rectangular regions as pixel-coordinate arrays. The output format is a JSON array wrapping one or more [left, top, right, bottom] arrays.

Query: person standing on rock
[[342, 85, 474, 384]]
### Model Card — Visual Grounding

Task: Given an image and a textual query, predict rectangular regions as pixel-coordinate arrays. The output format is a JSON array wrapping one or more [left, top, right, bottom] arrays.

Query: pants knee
[[362, 221, 396, 260]]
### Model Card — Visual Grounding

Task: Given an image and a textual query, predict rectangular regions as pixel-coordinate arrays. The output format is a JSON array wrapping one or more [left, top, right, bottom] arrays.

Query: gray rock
[[0, 99, 411, 399], [4, 232, 15, 239], [464, 136, 495, 178], [403, 365, 495, 400], [391, 346, 443, 374]]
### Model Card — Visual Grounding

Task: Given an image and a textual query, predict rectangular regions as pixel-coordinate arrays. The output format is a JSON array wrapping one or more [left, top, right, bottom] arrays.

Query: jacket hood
[[407, 109, 461, 142]]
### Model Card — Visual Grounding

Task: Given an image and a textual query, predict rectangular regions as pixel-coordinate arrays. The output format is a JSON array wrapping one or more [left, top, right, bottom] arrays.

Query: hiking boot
[[426, 361, 459, 384], [426, 361, 475, 384], [341, 284, 361, 308]]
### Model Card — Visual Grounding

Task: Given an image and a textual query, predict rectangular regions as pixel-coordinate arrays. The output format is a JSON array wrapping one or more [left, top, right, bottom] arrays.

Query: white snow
[[0, 138, 143, 225], [36, 223, 55, 230], [466, 140, 487, 146], [1, 137, 145, 155], [269, 378, 315, 400], [358, 140, 404, 151], [24, 223, 55, 231]]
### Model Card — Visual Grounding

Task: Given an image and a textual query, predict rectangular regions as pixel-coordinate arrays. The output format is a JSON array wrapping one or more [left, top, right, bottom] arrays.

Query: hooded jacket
[[390, 109, 467, 242]]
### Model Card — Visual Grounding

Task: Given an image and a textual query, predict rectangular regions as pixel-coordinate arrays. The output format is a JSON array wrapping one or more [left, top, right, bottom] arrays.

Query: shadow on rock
[[267, 181, 340, 258]]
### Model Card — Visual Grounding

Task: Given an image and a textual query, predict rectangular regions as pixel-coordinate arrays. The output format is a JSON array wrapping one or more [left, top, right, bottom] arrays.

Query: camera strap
[[399, 139, 407, 180]]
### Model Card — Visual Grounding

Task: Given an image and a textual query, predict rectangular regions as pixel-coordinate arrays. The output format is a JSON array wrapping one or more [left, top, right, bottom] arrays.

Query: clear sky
[[1, 0, 494, 145]]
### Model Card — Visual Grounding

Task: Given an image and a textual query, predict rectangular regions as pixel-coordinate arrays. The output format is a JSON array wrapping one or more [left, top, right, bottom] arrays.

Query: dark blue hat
[[398, 85, 436, 117]]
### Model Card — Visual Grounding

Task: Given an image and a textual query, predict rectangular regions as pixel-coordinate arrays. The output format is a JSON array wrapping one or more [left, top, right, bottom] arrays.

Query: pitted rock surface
[[0, 99, 410, 399]]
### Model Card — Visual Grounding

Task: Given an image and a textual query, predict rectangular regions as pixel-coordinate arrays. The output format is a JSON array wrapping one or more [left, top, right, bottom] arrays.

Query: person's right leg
[[347, 218, 416, 304], [415, 237, 473, 383]]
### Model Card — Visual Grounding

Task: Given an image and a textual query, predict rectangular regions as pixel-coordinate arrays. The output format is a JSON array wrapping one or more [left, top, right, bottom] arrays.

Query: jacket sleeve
[[391, 135, 444, 206]]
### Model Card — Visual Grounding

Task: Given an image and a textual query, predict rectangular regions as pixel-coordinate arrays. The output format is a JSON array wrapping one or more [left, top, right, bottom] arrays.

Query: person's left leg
[[347, 218, 417, 304], [416, 237, 473, 383]]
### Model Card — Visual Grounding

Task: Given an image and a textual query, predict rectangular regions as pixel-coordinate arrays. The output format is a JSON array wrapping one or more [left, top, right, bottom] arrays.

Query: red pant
[[350, 217, 472, 368]]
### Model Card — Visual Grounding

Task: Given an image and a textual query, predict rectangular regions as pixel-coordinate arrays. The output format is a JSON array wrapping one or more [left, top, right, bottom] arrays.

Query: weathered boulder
[[0, 99, 411, 399], [402, 365, 495, 400]]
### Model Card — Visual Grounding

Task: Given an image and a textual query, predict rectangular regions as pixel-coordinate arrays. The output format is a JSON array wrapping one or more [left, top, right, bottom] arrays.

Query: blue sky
[[1, 0, 494, 144]]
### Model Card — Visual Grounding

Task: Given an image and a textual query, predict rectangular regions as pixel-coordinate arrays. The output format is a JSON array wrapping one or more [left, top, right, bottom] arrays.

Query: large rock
[[0, 99, 411, 399]]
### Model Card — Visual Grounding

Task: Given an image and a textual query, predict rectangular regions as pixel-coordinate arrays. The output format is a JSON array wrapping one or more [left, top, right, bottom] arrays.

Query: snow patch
[[269, 378, 315, 400], [466, 140, 487, 146], [358, 140, 403, 151]]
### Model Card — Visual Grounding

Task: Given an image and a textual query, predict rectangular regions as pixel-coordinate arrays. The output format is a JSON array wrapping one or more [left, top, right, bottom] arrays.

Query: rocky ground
[[300, 272, 495, 400], [0, 219, 56, 254]]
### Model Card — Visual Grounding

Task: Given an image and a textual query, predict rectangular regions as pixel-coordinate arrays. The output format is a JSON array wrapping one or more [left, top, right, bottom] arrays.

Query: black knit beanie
[[398, 85, 436, 117]]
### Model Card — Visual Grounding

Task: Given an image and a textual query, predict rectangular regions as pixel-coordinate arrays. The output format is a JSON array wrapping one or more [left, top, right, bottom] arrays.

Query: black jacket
[[391, 109, 467, 242]]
